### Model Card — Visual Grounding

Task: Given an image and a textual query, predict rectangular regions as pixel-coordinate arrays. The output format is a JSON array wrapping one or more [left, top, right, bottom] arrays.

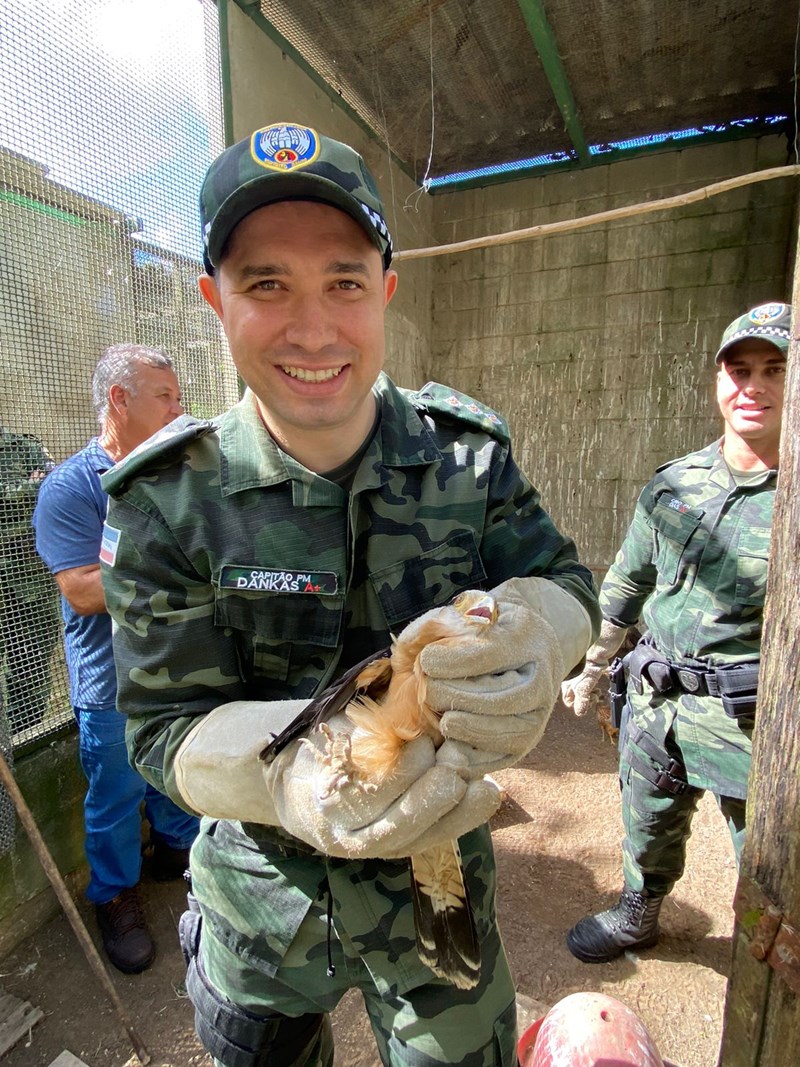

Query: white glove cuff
[[585, 618, 630, 668], [173, 699, 309, 822]]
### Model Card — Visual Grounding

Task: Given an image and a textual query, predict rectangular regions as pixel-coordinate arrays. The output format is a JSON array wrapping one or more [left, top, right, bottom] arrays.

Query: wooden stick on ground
[[0, 751, 151, 1066], [393, 164, 800, 262]]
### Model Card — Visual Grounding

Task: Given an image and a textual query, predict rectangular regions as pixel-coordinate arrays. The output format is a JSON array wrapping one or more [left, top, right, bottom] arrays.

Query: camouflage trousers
[[618, 685, 752, 897], [182, 824, 517, 1067]]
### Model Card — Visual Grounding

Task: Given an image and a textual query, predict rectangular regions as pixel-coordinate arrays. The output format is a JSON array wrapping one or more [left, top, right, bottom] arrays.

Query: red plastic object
[[518, 992, 666, 1067]]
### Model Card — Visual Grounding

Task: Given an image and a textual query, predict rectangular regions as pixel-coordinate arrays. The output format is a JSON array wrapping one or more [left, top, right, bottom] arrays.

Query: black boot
[[566, 886, 663, 963], [96, 886, 156, 974]]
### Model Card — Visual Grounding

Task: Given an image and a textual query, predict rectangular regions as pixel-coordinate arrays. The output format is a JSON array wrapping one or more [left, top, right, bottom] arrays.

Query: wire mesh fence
[[0, 0, 237, 762]]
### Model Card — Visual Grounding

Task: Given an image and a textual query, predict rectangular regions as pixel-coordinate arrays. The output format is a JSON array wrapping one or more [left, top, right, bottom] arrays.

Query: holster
[[608, 656, 627, 730]]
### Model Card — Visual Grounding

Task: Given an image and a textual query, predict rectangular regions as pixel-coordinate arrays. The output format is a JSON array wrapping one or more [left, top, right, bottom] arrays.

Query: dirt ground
[[0, 701, 738, 1067]]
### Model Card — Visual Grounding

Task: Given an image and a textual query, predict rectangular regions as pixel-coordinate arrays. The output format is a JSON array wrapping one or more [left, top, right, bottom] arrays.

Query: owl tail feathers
[[410, 842, 481, 990]]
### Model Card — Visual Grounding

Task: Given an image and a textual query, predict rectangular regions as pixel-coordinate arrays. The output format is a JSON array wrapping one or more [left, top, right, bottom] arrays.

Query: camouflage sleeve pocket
[[647, 500, 702, 585]]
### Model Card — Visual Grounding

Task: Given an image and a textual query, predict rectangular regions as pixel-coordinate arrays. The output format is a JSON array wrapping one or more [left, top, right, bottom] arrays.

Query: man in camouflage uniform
[[99, 122, 600, 1067], [0, 427, 58, 734], [563, 302, 790, 963]]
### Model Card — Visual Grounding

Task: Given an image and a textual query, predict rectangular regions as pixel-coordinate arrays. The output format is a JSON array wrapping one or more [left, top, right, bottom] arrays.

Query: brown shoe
[[150, 837, 191, 882], [95, 886, 155, 974]]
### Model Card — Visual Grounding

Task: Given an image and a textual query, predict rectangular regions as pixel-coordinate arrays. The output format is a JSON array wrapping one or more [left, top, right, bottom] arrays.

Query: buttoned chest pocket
[[648, 500, 703, 586], [214, 588, 343, 681], [370, 531, 487, 629], [735, 528, 771, 608]]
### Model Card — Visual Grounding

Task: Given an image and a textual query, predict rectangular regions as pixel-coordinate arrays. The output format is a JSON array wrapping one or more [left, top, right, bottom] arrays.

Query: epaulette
[[411, 382, 510, 444], [654, 455, 684, 474], [654, 440, 720, 475], [101, 414, 218, 496]]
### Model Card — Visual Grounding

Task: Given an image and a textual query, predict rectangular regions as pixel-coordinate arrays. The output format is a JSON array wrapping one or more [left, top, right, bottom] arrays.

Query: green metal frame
[[217, 0, 235, 146], [515, 0, 589, 163]]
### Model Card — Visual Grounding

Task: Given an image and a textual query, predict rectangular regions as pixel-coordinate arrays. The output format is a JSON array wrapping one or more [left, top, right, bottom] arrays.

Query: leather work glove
[[174, 700, 502, 859], [418, 576, 594, 775], [561, 618, 629, 717]]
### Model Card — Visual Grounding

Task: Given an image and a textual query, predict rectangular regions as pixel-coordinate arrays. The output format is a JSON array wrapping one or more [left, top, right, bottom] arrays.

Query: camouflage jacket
[[100, 374, 598, 991], [101, 373, 599, 804], [600, 439, 774, 666]]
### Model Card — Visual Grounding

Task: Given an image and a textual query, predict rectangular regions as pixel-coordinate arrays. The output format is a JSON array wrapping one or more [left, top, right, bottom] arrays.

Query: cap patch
[[251, 123, 321, 173], [748, 302, 789, 326]]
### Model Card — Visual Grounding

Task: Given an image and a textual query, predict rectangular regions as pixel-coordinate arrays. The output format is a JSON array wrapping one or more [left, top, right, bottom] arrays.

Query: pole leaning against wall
[[717, 243, 800, 1064], [0, 752, 151, 1065]]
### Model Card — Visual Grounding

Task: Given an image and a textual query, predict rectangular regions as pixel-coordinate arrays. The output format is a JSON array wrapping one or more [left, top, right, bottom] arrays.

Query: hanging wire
[[403, 0, 436, 213], [420, 0, 436, 188]]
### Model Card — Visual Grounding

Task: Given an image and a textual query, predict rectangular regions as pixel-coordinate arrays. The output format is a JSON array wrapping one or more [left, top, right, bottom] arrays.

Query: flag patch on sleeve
[[100, 523, 121, 566]]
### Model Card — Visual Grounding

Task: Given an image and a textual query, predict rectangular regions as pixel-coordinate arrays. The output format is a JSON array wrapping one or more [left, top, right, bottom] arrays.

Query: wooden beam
[[0, 992, 43, 1057], [394, 165, 800, 262]]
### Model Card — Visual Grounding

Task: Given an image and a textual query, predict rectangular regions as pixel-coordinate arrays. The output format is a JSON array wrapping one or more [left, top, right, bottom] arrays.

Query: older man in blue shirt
[[34, 343, 198, 974]]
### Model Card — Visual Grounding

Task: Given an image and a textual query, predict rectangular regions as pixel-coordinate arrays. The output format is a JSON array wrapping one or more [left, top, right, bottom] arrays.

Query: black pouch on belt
[[715, 665, 759, 719]]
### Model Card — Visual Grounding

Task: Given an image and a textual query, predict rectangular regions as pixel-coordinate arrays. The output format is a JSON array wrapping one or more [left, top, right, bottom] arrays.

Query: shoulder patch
[[411, 382, 510, 444], [101, 414, 218, 497]]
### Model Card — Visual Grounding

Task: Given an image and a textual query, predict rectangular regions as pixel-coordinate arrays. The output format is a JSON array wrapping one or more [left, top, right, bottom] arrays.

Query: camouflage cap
[[199, 122, 393, 273], [715, 302, 792, 363]]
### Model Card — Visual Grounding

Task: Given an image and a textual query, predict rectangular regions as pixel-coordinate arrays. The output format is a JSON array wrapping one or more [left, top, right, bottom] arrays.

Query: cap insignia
[[748, 302, 788, 326], [250, 123, 320, 173]]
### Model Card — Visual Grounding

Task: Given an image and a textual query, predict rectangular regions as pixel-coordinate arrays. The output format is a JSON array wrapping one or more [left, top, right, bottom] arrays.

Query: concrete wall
[[429, 138, 796, 580], [223, 12, 796, 577], [0, 735, 87, 957], [225, 1, 438, 389]]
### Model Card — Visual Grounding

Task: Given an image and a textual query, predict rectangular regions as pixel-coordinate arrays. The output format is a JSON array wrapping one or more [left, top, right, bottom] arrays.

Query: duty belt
[[626, 640, 759, 718]]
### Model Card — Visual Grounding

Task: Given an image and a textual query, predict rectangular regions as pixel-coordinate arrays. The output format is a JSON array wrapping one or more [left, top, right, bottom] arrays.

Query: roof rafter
[[514, 0, 589, 163]]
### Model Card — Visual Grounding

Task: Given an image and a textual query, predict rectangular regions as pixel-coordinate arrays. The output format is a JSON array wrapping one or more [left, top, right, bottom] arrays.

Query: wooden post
[[718, 286, 800, 1059]]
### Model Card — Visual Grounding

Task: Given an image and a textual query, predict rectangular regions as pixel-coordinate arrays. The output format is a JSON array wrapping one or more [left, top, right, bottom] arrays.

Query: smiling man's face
[[716, 339, 786, 457], [199, 200, 397, 466]]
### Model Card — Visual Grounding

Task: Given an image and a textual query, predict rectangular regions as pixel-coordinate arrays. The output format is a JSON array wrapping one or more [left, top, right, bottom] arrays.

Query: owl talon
[[316, 722, 373, 797]]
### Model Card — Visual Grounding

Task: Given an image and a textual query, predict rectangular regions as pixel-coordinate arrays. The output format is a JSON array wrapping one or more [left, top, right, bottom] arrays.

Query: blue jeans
[[74, 706, 199, 904]]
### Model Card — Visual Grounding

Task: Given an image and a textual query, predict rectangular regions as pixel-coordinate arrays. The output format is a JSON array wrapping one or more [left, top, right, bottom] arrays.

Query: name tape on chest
[[220, 565, 339, 595], [667, 497, 691, 514]]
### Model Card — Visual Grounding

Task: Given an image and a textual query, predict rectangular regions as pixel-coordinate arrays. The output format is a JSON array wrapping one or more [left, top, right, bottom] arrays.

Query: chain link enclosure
[[0, 0, 236, 772]]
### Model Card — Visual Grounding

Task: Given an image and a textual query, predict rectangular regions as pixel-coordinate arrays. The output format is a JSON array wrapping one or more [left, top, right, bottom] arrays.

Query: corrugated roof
[[236, 0, 795, 186]]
